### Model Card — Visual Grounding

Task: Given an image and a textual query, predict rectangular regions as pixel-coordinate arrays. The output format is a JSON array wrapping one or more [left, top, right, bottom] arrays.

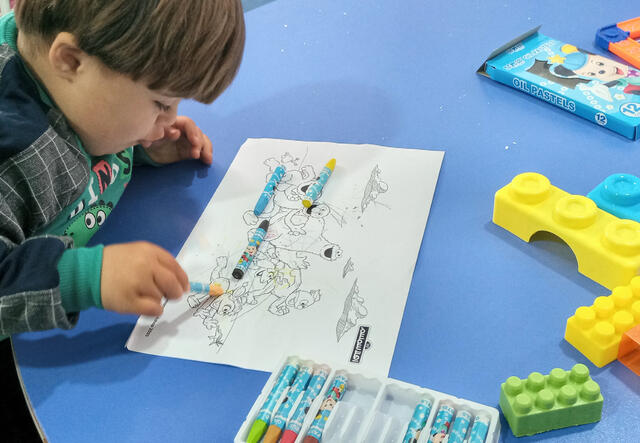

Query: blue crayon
[[303, 374, 348, 443], [281, 366, 331, 443], [254, 165, 286, 216], [402, 398, 433, 443], [232, 220, 269, 279], [302, 158, 336, 208], [247, 360, 299, 443], [447, 410, 472, 443], [428, 404, 455, 443], [466, 415, 490, 443], [263, 365, 314, 443]]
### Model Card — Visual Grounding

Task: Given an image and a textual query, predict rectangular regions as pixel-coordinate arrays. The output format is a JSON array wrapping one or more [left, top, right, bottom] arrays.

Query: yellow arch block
[[493, 172, 640, 290]]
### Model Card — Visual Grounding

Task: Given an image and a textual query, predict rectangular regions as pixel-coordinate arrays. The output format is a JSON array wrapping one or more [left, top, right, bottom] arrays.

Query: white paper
[[126, 138, 443, 376]]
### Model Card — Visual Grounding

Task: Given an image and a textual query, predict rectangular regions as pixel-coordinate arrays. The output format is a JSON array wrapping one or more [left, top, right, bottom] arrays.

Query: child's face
[[574, 54, 628, 82], [60, 55, 181, 156]]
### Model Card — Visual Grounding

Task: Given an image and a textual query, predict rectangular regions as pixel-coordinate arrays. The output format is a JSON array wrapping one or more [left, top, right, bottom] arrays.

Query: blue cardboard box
[[478, 27, 640, 140]]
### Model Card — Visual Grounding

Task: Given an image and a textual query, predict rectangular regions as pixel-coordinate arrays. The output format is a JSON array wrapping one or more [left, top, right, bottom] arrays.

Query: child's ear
[[48, 32, 85, 81]]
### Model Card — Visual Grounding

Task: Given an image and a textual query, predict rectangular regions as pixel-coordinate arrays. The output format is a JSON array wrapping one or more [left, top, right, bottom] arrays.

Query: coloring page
[[126, 138, 443, 376]]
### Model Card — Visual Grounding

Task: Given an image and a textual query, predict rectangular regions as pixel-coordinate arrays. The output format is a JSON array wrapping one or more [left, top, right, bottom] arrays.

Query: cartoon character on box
[[528, 44, 640, 95]]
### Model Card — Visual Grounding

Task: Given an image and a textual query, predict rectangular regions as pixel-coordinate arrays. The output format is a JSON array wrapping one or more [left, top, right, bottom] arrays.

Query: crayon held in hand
[[189, 282, 223, 297]]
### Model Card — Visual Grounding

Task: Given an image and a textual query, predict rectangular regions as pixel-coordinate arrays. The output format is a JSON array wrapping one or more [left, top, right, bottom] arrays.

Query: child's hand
[[142, 116, 213, 165], [101, 242, 189, 317]]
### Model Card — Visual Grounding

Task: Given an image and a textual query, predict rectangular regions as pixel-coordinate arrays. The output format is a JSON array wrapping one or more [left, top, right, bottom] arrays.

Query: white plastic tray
[[235, 356, 500, 443]]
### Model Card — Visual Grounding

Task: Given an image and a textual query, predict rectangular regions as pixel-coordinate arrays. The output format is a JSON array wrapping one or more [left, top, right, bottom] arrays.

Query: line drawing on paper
[[361, 165, 389, 214], [336, 279, 368, 342], [183, 152, 372, 351], [342, 257, 354, 278]]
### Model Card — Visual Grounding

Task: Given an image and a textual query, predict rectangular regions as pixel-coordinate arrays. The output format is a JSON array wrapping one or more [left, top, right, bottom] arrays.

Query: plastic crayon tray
[[235, 356, 501, 443]]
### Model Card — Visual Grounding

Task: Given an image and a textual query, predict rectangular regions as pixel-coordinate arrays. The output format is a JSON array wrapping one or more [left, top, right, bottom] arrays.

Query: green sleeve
[[133, 145, 163, 167], [57, 245, 104, 312]]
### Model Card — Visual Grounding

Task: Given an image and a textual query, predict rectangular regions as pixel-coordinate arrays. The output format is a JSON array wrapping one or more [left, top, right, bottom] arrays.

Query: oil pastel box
[[477, 27, 640, 140], [235, 356, 500, 443]]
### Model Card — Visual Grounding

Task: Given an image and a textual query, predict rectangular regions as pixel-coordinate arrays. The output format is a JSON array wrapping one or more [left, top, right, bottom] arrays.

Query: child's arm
[[0, 233, 80, 335], [140, 116, 213, 165]]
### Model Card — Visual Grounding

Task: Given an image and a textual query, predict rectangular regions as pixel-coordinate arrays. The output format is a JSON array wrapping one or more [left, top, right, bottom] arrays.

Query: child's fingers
[[152, 266, 185, 300], [135, 298, 164, 317], [181, 119, 202, 148], [200, 134, 213, 164], [167, 127, 181, 141], [155, 248, 189, 293]]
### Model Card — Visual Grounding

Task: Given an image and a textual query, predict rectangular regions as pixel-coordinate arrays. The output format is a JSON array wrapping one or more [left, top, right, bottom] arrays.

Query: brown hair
[[14, 0, 245, 103]]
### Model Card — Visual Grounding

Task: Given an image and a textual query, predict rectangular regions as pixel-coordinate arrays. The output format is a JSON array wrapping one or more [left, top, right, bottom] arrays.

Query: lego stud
[[553, 195, 597, 229], [535, 389, 555, 410], [631, 276, 640, 298], [514, 393, 532, 414], [526, 372, 545, 392], [580, 380, 601, 401], [575, 306, 596, 329], [509, 173, 551, 204], [601, 174, 640, 207], [611, 286, 633, 308], [548, 368, 567, 387], [593, 296, 615, 319], [602, 219, 640, 256], [593, 321, 615, 344], [570, 364, 590, 383], [505, 376, 523, 396], [557, 385, 578, 406], [632, 300, 640, 322], [613, 310, 634, 333]]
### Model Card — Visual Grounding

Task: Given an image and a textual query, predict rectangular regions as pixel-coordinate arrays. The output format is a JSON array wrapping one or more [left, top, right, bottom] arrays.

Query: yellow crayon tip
[[302, 198, 312, 208], [326, 158, 336, 171], [210, 283, 224, 297], [262, 425, 282, 443]]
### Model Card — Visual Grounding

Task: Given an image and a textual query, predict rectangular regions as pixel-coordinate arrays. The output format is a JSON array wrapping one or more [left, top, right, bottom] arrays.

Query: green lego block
[[499, 364, 603, 437]]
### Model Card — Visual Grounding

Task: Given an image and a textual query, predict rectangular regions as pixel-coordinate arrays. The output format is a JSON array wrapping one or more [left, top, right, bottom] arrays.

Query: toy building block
[[493, 172, 640, 290], [499, 364, 603, 437], [618, 323, 640, 376], [588, 174, 640, 223], [596, 17, 640, 69], [565, 277, 640, 367]]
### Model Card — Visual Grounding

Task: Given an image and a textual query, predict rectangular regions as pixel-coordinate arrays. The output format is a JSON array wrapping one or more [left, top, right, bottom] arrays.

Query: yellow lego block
[[565, 278, 640, 367], [493, 172, 640, 290]]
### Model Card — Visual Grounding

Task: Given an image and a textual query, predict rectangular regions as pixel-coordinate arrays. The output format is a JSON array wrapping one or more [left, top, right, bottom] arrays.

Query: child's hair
[[14, 0, 245, 103]]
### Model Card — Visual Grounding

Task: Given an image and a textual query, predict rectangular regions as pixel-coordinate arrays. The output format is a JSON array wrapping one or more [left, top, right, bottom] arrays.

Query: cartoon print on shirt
[[61, 152, 132, 246], [63, 201, 113, 245]]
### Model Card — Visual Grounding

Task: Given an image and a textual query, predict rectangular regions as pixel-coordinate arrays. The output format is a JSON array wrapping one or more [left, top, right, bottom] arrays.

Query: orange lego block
[[493, 172, 640, 290], [617, 17, 640, 37], [611, 39, 640, 70], [618, 323, 640, 375], [565, 278, 640, 367]]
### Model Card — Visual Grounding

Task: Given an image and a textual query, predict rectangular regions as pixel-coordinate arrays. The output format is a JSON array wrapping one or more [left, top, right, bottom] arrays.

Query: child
[[0, 0, 245, 336]]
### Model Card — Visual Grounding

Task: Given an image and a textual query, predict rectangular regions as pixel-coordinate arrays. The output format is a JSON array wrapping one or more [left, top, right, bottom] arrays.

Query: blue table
[[12, 1, 640, 441]]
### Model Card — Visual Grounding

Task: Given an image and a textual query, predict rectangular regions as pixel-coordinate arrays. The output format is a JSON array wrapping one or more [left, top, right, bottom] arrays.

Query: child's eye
[[596, 62, 604, 66], [154, 101, 171, 112]]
